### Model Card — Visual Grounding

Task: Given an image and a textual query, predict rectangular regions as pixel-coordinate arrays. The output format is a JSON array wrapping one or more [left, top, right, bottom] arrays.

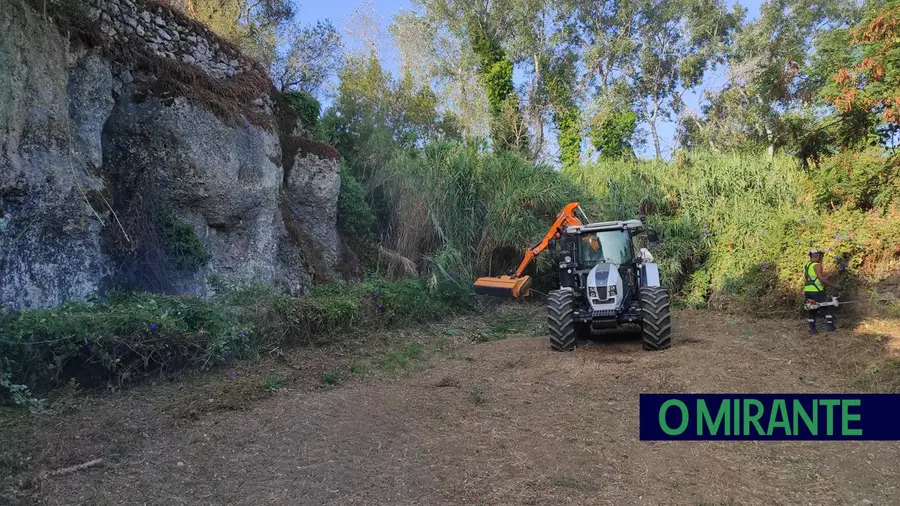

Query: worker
[[582, 235, 603, 262], [804, 249, 836, 334]]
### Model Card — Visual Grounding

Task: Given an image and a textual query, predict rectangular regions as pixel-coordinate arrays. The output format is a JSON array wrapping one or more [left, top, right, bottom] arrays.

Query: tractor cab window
[[578, 231, 633, 265]]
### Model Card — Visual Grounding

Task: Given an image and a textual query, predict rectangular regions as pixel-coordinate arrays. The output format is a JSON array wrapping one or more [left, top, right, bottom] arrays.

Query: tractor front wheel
[[640, 286, 672, 351], [548, 289, 577, 351]]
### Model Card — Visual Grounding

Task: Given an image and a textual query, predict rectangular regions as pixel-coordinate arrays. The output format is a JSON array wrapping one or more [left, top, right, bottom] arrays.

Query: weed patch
[[321, 370, 343, 387], [262, 376, 285, 392], [468, 385, 487, 405], [375, 342, 424, 375]]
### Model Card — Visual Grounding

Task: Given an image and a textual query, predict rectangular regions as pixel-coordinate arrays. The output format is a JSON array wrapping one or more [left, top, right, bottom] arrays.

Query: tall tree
[[392, 11, 491, 140], [271, 20, 343, 95], [320, 54, 460, 176], [828, 0, 900, 134], [697, 0, 862, 155], [399, 0, 528, 153], [556, 0, 738, 159], [621, 0, 741, 159], [545, 53, 582, 167]]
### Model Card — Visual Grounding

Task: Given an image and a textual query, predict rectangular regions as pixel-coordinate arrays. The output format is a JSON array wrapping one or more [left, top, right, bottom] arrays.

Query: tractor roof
[[567, 219, 645, 234]]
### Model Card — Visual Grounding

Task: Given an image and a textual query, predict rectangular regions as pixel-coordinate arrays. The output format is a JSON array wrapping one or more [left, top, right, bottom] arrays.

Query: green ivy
[[590, 111, 637, 160], [469, 27, 525, 151], [337, 168, 377, 239], [546, 58, 581, 168], [283, 90, 322, 131]]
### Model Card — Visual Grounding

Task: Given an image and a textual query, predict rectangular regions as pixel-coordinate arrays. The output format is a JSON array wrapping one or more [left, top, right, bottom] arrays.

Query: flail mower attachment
[[473, 275, 532, 298]]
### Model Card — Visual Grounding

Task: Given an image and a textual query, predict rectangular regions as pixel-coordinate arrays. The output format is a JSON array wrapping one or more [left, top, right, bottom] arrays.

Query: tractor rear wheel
[[548, 289, 577, 351], [640, 286, 672, 351]]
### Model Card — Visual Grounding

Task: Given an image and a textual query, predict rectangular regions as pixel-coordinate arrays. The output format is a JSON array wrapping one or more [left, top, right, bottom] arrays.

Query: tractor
[[473, 202, 672, 352]]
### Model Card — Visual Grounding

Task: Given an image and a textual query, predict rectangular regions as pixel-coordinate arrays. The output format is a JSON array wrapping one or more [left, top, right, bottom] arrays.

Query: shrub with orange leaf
[[826, 1, 900, 125]]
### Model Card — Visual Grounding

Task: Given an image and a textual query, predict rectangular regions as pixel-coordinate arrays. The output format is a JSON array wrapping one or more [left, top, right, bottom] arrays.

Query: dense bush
[[0, 278, 473, 399], [812, 149, 899, 212], [282, 90, 321, 131], [337, 167, 377, 239], [569, 150, 899, 307]]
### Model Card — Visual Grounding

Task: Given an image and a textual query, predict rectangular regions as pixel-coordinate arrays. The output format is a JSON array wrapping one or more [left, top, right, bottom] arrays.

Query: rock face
[[0, 2, 109, 310], [101, 95, 287, 294], [285, 153, 342, 268], [86, 0, 255, 79], [0, 0, 341, 310]]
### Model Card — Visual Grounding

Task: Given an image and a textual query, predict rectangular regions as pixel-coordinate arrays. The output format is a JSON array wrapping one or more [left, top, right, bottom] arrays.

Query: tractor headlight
[[608, 285, 617, 297], [588, 287, 597, 297], [564, 255, 572, 263]]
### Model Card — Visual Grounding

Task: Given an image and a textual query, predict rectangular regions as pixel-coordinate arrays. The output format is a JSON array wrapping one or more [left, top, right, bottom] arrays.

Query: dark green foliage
[[152, 204, 209, 271], [282, 90, 321, 131], [469, 27, 527, 151], [556, 108, 582, 169], [545, 56, 581, 168], [470, 29, 515, 117], [337, 168, 377, 239], [590, 111, 637, 160]]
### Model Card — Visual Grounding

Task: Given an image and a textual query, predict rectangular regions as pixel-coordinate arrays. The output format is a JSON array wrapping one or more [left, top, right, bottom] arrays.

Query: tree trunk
[[650, 101, 662, 160], [459, 69, 471, 140], [530, 53, 543, 160], [650, 121, 662, 160], [765, 122, 775, 159]]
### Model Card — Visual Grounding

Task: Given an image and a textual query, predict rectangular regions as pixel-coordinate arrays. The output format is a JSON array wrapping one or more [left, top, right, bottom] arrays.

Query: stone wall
[[83, 0, 257, 79]]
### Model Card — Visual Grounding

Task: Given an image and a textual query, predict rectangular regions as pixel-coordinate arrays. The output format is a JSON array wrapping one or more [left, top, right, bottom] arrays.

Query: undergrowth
[[0, 277, 474, 403], [568, 151, 899, 309]]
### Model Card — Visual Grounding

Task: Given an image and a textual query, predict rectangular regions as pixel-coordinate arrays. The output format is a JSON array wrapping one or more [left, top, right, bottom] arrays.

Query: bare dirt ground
[[3, 304, 900, 506]]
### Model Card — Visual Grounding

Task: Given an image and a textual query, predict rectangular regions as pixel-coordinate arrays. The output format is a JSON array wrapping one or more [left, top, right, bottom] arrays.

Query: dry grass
[[376, 245, 419, 278], [132, 54, 274, 129]]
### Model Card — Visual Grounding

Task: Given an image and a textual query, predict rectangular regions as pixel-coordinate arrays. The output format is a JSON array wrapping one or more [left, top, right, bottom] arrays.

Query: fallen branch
[[40, 459, 104, 479]]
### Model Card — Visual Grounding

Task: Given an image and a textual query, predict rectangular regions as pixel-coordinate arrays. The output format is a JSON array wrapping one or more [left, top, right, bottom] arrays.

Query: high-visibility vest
[[804, 262, 824, 292]]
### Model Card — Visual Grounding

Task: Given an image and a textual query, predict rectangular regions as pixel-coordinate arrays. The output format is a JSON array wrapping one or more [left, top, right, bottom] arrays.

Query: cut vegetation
[[1, 305, 898, 505]]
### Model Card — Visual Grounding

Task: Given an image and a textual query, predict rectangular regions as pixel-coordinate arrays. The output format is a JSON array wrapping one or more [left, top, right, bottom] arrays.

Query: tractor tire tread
[[640, 286, 673, 351], [548, 289, 577, 352]]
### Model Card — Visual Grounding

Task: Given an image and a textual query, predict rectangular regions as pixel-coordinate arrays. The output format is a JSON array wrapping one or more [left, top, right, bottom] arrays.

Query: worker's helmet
[[808, 248, 822, 257]]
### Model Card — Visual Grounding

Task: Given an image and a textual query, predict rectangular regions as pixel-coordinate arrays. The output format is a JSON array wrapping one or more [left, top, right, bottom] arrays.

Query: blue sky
[[294, 0, 767, 159]]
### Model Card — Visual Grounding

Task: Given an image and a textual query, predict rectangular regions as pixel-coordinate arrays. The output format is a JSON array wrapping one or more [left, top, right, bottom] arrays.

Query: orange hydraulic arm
[[512, 201, 583, 277], [472, 202, 584, 298]]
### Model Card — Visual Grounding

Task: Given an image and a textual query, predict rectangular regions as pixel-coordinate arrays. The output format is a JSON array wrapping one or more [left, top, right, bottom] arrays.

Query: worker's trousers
[[804, 291, 835, 332]]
